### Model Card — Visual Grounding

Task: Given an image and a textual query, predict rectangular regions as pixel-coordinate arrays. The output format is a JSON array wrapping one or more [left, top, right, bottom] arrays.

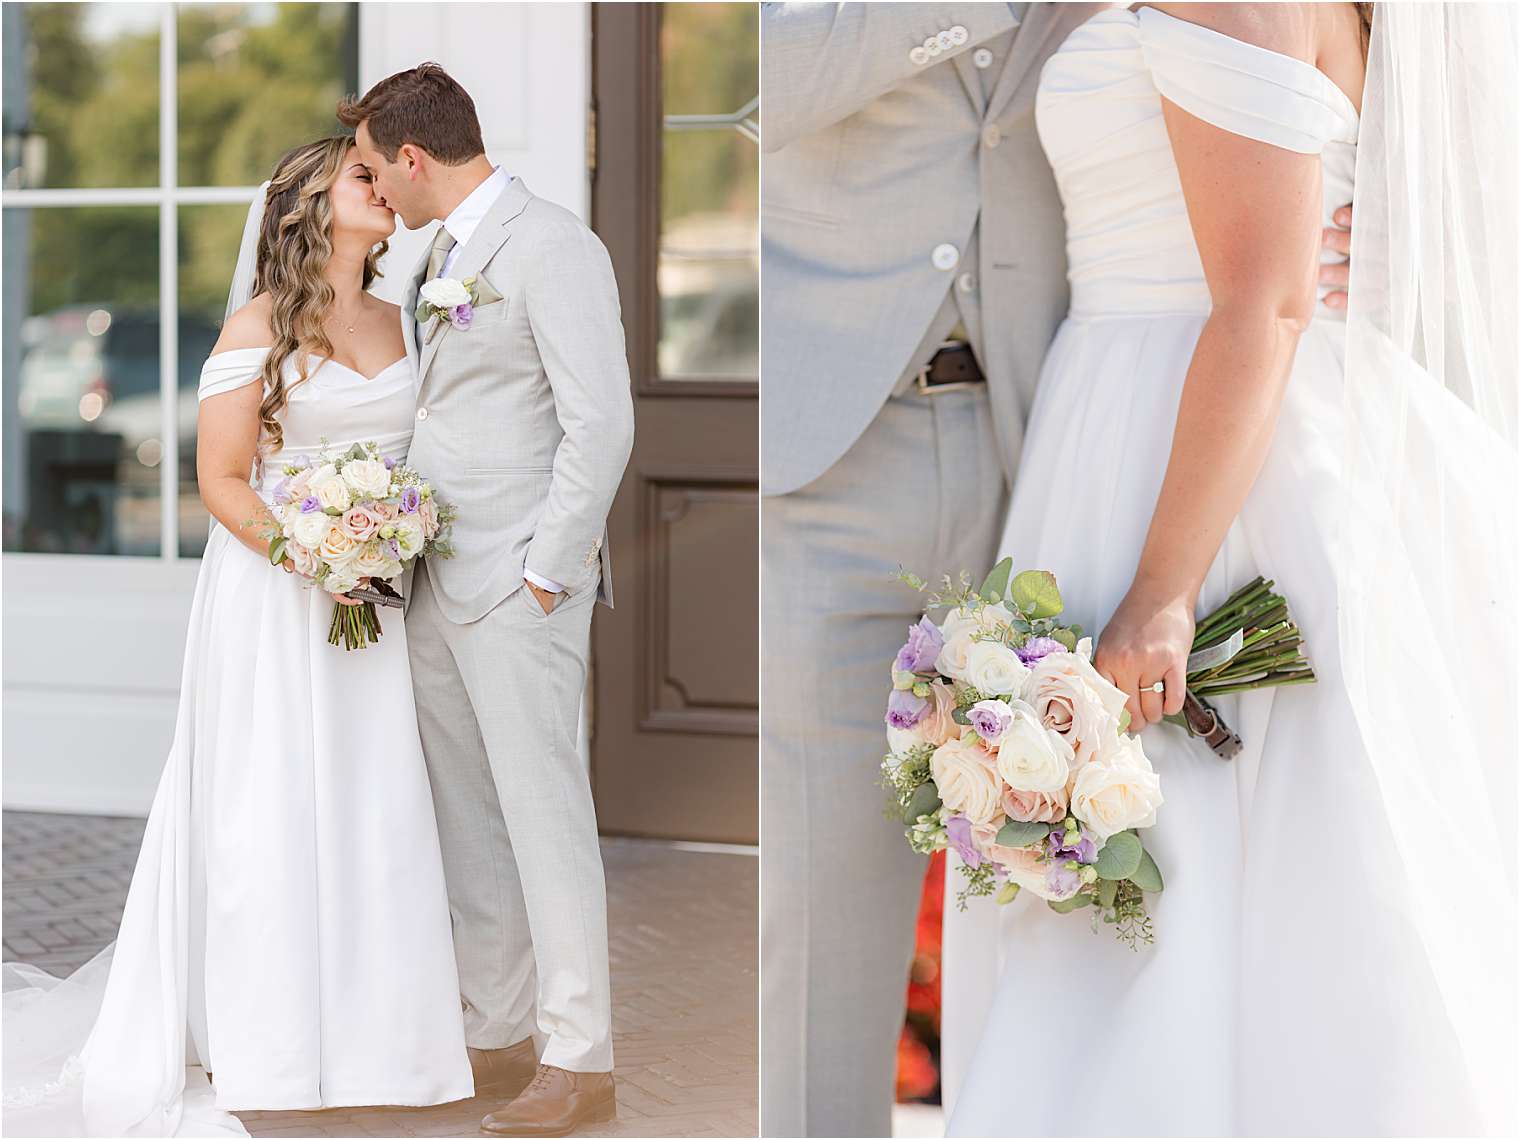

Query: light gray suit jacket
[[402, 177, 635, 624], [761, 1, 1097, 496]]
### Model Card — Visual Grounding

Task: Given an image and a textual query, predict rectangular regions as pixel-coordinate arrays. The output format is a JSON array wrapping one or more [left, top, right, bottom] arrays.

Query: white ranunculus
[[393, 514, 425, 557], [994, 700, 1073, 794], [930, 736, 1003, 826], [290, 510, 330, 549], [964, 640, 1030, 698], [341, 458, 391, 500], [1028, 649, 1129, 769], [309, 463, 351, 513], [419, 277, 472, 309], [324, 567, 361, 595], [1069, 738, 1164, 841]]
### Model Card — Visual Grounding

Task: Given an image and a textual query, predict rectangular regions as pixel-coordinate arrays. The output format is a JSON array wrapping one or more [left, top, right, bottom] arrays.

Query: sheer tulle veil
[[225, 182, 269, 320], [1340, 3, 1518, 1131]]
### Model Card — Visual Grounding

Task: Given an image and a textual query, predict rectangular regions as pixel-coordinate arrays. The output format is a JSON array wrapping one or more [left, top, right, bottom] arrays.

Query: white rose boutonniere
[[416, 276, 485, 342]]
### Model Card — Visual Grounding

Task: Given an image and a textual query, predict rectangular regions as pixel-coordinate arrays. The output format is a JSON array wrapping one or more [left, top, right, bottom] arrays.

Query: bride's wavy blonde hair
[[253, 136, 387, 453]]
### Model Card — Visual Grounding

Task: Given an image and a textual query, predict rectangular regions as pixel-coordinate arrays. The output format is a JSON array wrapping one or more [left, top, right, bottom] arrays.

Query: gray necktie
[[426, 226, 456, 280]]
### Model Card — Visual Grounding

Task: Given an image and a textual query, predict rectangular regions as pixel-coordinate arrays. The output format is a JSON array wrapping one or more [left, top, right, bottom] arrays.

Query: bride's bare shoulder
[[214, 293, 275, 354], [1137, 3, 1316, 62]]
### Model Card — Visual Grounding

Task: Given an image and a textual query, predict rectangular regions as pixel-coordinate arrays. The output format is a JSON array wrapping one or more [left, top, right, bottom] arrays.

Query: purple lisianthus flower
[[886, 688, 929, 730], [967, 699, 1015, 745], [386, 538, 403, 560], [300, 495, 322, 513], [894, 616, 945, 675], [400, 486, 421, 514], [448, 302, 473, 330], [271, 478, 292, 506], [1046, 826, 1099, 865], [1017, 636, 1067, 665], [382, 456, 396, 470], [1045, 864, 1081, 898], [944, 814, 983, 869]]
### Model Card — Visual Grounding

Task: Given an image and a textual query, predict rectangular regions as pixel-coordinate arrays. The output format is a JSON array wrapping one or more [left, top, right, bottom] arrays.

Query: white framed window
[[2, 2, 359, 559]]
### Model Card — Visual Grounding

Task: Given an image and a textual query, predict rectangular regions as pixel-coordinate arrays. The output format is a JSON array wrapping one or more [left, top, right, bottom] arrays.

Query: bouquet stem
[[1171, 576, 1315, 757], [328, 600, 384, 650]]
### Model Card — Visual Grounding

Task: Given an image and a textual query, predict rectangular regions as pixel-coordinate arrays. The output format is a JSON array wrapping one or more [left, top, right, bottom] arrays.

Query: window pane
[[176, 203, 249, 556], [2, 207, 161, 555], [176, 2, 359, 187], [657, 3, 758, 382], [1, 3, 161, 190]]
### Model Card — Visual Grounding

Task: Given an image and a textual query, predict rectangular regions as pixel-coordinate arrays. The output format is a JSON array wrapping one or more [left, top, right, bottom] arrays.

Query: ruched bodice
[[197, 348, 415, 495], [1036, 6, 1359, 319]]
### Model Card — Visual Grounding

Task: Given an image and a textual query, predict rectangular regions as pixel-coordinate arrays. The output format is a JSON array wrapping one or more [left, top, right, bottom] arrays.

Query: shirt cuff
[[523, 568, 565, 594]]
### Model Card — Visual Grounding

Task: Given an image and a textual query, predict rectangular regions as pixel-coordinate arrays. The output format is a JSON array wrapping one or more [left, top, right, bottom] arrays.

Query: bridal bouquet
[[263, 441, 457, 650], [881, 559, 1313, 947]]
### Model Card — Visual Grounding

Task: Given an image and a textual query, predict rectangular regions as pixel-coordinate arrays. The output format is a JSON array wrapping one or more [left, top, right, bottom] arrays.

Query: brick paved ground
[[3, 811, 758, 1138]]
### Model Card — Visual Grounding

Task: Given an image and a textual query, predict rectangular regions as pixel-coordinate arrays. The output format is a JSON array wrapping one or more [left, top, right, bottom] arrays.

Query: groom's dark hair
[[337, 62, 485, 165]]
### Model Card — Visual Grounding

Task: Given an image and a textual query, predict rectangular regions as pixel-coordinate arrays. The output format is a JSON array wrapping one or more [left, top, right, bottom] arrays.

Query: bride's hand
[[332, 577, 373, 607], [1093, 585, 1194, 731]]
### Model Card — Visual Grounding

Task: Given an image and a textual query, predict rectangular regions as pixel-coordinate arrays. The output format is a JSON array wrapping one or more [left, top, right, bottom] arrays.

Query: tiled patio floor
[[2, 811, 758, 1138]]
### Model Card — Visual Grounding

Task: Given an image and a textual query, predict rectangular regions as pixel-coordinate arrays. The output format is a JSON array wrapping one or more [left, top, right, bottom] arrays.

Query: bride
[[3, 137, 473, 1135], [942, 3, 1515, 1136]]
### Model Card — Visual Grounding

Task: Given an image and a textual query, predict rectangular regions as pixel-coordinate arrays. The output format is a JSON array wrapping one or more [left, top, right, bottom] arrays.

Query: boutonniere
[[415, 275, 503, 343]]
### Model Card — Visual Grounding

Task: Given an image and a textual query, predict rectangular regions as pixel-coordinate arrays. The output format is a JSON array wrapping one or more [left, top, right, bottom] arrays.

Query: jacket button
[[935, 30, 955, 52], [982, 124, 1002, 149], [923, 35, 943, 58], [957, 272, 978, 294], [973, 47, 994, 69], [416, 407, 429, 421], [909, 45, 929, 66], [950, 25, 969, 47], [931, 243, 960, 271]]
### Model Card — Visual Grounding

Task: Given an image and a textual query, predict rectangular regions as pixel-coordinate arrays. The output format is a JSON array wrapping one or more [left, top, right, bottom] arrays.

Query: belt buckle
[[915, 341, 980, 395]]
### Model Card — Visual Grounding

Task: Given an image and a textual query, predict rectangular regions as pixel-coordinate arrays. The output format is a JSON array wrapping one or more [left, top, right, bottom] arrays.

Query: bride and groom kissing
[[2, 64, 633, 1138]]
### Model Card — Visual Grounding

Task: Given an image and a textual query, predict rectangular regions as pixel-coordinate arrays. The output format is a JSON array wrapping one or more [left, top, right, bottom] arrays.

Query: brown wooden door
[[588, 2, 758, 844]]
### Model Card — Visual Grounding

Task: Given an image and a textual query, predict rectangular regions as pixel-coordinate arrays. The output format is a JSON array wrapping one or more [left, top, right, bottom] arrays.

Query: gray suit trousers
[[406, 558, 613, 1073], [761, 387, 1006, 1137]]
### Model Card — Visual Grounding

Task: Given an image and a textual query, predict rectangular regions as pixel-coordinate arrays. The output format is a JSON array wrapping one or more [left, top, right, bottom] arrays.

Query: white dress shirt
[[427, 165, 564, 597]]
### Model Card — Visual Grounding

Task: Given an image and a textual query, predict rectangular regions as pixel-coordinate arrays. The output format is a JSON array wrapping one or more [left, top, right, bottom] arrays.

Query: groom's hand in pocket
[[526, 580, 561, 614], [1319, 203, 1353, 310]]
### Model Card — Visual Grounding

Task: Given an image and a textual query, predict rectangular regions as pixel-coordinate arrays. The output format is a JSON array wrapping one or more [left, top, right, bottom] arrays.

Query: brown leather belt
[[914, 342, 985, 394]]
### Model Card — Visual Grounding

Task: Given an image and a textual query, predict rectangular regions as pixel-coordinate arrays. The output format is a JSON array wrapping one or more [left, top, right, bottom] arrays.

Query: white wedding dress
[[943, 8, 1514, 1137], [3, 348, 474, 1136]]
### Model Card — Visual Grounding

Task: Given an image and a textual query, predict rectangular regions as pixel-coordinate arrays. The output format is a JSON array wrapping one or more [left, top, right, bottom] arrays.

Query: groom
[[341, 64, 634, 1136]]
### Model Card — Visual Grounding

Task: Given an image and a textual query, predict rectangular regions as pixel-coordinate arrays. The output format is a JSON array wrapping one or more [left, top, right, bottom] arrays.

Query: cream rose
[[934, 630, 977, 682], [342, 458, 392, 501], [1069, 736, 1164, 841], [1028, 649, 1129, 769], [350, 541, 395, 580], [964, 640, 1030, 698], [994, 699, 1073, 794], [340, 504, 384, 542], [931, 737, 1003, 826], [287, 541, 320, 578], [286, 467, 314, 500], [290, 509, 330, 549], [324, 567, 361, 596], [318, 525, 360, 566], [419, 277, 472, 309], [310, 464, 352, 513]]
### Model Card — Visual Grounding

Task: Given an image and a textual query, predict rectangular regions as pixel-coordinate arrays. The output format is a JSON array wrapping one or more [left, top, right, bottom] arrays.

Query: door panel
[[590, 2, 758, 844]]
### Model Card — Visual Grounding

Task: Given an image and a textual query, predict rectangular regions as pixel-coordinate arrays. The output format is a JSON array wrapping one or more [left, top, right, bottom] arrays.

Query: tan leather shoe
[[479, 1064, 616, 1137], [469, 1038, 539, 1100]]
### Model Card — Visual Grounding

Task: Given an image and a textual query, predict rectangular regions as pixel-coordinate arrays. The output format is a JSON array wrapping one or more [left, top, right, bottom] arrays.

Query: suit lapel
[[985, 3, 1092, 123], [416, 177, 535, 391], [951, 51, 986, 115]]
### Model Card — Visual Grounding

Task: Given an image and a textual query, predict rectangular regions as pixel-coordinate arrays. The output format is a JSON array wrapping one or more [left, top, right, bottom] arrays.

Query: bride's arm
[[196, 378, 284, 562], [1094, 71, 1324, 730]]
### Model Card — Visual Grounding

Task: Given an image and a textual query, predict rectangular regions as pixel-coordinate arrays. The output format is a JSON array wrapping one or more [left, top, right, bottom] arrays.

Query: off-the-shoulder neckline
[[203, 348, 411, 385], [1118, 5, 1362, 124]]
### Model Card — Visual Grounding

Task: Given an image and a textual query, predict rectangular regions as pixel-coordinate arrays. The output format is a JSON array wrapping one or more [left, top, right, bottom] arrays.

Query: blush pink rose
[[1001, 784, 1069, 824], [418, 495, 441, 539], [340, 503, 384, 542], [373, 500, 400, 522]]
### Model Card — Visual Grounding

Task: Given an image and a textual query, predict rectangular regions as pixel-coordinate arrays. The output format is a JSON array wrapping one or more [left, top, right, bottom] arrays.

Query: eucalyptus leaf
[[902, 781, 942, 824], [1119, 708, 1132, 733], [951, 708, 971, 725], [1096, 877, 1118, 909], [995, 818, 1051, 847], [1048, 892, 1092, 914], [994, 882, 1021, 905], [1009, 570, 1063, 618], [268, 537, 287, 566], [1051, 628, 1077, 652], [1129, 846, 1164, 893], [1094, 830, 1143, 880], [979, 556, 1013, 602]]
